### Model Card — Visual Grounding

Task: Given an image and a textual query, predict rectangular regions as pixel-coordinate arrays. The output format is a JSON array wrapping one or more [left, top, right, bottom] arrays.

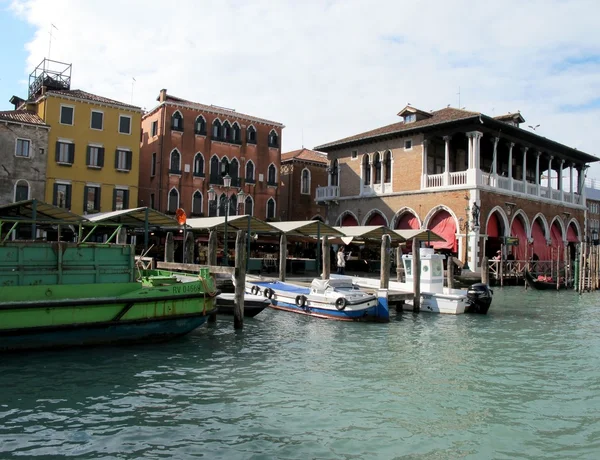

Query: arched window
[[14, 180, 29, 202], [208, 197, 217, 217], [232, 122, 241, 143], [230, 158, 239, 186], [384, 151, 392, 183], [374, 152, 382, 183], [331, 159, 339, 186], [220, 157, 230, 177], [301, 168, 311, 194], [192, 191, 203, 215], [266, 197, 276, 219], [212, 119, 222, 139], [267, 164, 277, 185], [170, 149, 181, 174], [268, 130, 278, 148], [247, 125, 257, 144], [210, 155, 219, 183], [363, 155, 371, 185], [229, 194, 237, 216], [168, 188, 179, 213], [245, 160, 255, 182], [194, 116, 206, 135], [245, 196, 253, 215], [218, 193, 227, 216], [222, 121, 231, 142], [171, 111, 183, 131], [193, 153, 204, 177]]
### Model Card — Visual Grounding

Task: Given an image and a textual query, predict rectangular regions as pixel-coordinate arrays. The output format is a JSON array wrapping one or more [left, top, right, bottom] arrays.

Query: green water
[[1, 287, 600, 459]]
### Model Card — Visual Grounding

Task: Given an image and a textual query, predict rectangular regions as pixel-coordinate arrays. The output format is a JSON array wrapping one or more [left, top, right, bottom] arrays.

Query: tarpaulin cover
[[427, 210, 456, 251], [531, 220, 548, 260], [567, 224, 579, 242], [395, 213, 420, 230], [510, 217, 527, 260], [366, 213, 386, 226], [550, 223, 563, 248], [341, 214, 358, 226], [486, 213, 500, 237]]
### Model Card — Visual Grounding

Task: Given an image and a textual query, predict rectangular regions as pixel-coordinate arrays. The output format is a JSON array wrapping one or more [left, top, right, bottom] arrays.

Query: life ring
[[335, 297, 347, 311], [295, 295, 307, 307], [251, 285, 259, 295], [264, 288, 274, 299]]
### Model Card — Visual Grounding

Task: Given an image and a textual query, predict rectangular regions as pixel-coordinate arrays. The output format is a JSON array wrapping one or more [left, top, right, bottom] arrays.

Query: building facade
[[316, 105, 598, 269], [12, 60, 142, 214], [0, 110, 49, 204], [139, 90, 284, 220], [279, 148, 328, 221]]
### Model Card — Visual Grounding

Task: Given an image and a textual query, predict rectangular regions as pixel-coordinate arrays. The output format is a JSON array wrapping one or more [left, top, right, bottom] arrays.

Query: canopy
[[270, 220, 344, 237], [332, 225, 405, 245], [426, 211, 456, 251], [87, 207, 176, 227], [186, 215, 279, 234], [0, 199, 86, 223], [395, 229, 446, 243]]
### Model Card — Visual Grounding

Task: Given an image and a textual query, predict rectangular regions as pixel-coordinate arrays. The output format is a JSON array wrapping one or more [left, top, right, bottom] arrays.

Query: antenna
[[131, 77, 136, 104], [302, 128, 304, 148], [48, 23, 58, 59], [457, 86, 461, 108]]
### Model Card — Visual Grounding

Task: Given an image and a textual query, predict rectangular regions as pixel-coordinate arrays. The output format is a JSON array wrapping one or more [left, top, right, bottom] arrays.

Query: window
[[193, 153, 205, 177], [150, 193, 155, 209], [301, 168, 311, 194], [119, 115, 132, 134], [151, 152, 156, 177], [115, 149, 132, 171], [15, 139, 30, 157], [230, 158, 239, 185], [229, 194, 237, 216], [60, 105, 74, 125], [266, 198, 276, 219], [151, 120, 158, 137], [404, 114, 416, 123], [351, 150, 358, 160], [208, 196, 217, 217], [171, 111, 183, 132], [218, 194, 227, 217], [195, 116, 206, 135], [14, 180, 29, 202], [212, 120, 222, 139], [267, 164, 277, 185], [384, 151, 392, 183], [84, 185, 101, 213], [192, 191, 203, 215], [222, 121, 231, 142], [245, 161, 255, 182], [86, 145, 105, 168], [210, 155, 220, 183], [113, 188, 129, 211], [245, 196, 253, 216], [404, 139, 412, 150], [331, 159, 339, 187], [374, 153, 382, 183], [170, 149, 181, 174], [268, 130, 278, 148], [53, 183, 72, 209], [168, 188, 179, 213], [363, 155, 371, 185], [39, 147, 45, 156], [232, 123, 241, 143], [247, 126, 256, 144], [55, 141, 75, 165], [91, 110, 103, 130]]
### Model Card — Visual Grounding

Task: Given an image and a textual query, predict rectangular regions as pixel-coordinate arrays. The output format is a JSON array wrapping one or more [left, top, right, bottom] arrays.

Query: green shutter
[[66, 185, 72, 210], [55, 141, 61, 162], [124, 190, 129, 209], [86, 146, 91, 166], [68, 144, 75, 164], [112, 188, 117, 211], [98, 148, 105, 167], [114, 150, 119, 169], [83, 186, 88, 213], [126, 151, 132, 171], [52, 183, 58, 205], [96, 186, 102, 211]]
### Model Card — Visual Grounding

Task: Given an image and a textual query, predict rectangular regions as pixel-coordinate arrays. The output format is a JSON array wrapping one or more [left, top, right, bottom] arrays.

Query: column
[[570, 163, 575, 203], [422, 139, 429, 188], [466, 133, 473, 169], [521, 146, 528, 193], [443, 135, 451, 186], [535, 151, 541, 196], [473, 132, 482, 170], [508, 142, 514, 191], [559, 159, 564, 202], [547, 156, 553, 197], [369, 156, 374, 190], [492, 137, 499, 177]]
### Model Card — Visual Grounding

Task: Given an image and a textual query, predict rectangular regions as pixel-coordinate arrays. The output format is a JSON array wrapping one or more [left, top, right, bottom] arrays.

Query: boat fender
[[264, 288, 274, 299], [251, 285, 260, 295], [295, 295, 307, 307], [335, 297, 347, 311]]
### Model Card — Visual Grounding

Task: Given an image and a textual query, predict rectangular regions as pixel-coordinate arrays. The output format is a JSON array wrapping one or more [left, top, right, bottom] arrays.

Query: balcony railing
[[245, 177, 256, 185], [209, 176, 241, 187], [316, 185, 340, 202]]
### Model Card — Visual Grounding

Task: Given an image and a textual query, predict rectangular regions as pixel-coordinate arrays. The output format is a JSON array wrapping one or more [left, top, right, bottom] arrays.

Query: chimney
[[158, 89, 167, 102], [9, 96, 25, 110]]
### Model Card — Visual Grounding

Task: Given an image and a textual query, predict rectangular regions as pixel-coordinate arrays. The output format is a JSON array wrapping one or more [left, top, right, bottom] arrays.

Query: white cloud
[[11, 0, 600, 178]]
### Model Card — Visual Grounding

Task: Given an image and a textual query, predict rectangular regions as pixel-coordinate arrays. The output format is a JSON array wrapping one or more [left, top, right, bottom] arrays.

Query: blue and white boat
[[244, 277, 387, 322]]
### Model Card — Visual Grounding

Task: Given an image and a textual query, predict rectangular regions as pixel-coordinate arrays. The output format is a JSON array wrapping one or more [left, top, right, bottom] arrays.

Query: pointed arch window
[[301, 168, 311, 194], [171, 111, 183, 131], [208, 197, 217, 217], [363, 155, 371, 185], [222, 121, 231, 142], [232, 123, 241, 144], [194, 116, 206, 135], [218, 193, 228, 217], [229, 194, 237, 216], [374, 152, 382, 183], [212, 119, 222, 139], [230, 158, 239, 186], [384, 151, 392, 183], [247, 126, 257, 144], [210, 155, 220, 184], [331, 159, 339, 187], [15, 180, 29, 202], [168, 188, 179, 213], [245, 196, 253, 215], [266, 198, 276, 219], [267, 164, 277, 186], [245, 160, 255, 183], [169, 150, 181, 174], [268, 130, 279, 148], [193, 153, 205, 177], [192, 191, 203, 216]]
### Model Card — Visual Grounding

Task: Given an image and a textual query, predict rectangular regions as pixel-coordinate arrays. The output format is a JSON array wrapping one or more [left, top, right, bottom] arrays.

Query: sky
[[2, 0, 600, 179]]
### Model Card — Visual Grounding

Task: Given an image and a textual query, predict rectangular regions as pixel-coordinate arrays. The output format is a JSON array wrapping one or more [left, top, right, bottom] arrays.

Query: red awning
[[487, 213, 500, 238], [510, 216, 527, 260], [531, 220, 548, 260], [427, 211, 456, 251], [395, 214, 420, 230], [550, 223, 563, 248], [341, 215, 358, 226], [366, 213, 386, 226], [567, 224, 579, 242]]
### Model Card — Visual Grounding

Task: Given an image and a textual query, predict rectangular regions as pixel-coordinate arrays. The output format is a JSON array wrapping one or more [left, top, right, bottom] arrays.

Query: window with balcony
[[230, 158, 239, 186], [268, 130, 279, 148], [56, 141, 75, 165], [374, 153, 382, 183], [113, 188, 129, 210], [210, 155, 220, 183], [169, 149, 181, 174], [15, 139, 30, 157], [86, 145, 105, 168], [247, 125, 257, 144], [266, 197, 276, 219], [171, 111, 183, 132], [14, 180, 29, 202], [363, 155, 371, 185], [84, 185, 101, 213], [168, 188, 179, 213], [232, 122, 241, 143], [212, 119, 222, 139], [193, 153, 205, 177], [330, 159, 339, 186], [384, 151, 392, 183], [194, 116, 206, 135], [301, 168, 311, 194], [192, 191, 203, 216], [115, 149, 132, 171], [53, 182, 72, 209], [267, 164, 277, 186], [222, 121, 231, 142], [245, 160, 255, 183]]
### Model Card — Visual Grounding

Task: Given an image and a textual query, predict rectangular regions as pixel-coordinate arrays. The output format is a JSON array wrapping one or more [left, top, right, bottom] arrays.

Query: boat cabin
[[402, 248, 445, 294]]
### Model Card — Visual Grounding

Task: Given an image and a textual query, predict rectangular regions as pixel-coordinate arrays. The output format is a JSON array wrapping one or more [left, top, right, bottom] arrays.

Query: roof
[[148, 92, 284, 127], [394, 229, 446, 243], [0, 110, 48, 127], [0, 199, 86, 223], [316, 107, 479, 150], [333, 226, 405, 244], [494, 112, 526, 123], [186, 215, 280, 233], [269, 220, 344, 237], [281, 148, 328, 164], [86, 207, 176, 227], [45, 89, 141, 111]]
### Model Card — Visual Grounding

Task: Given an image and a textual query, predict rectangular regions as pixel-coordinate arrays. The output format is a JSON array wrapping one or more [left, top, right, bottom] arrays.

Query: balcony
[[209, 175, 241, 187], [245, 177, 256, 185], [315, 185, 340, 202]]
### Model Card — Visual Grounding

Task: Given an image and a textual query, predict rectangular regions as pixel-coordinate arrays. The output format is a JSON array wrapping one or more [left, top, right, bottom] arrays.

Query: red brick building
[[139, 89, 284, 219], [279, 148, 328, 221]]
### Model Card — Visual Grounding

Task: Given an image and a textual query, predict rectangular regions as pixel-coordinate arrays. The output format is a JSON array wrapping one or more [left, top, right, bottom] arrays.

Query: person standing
[[336, 246, 346, 275]]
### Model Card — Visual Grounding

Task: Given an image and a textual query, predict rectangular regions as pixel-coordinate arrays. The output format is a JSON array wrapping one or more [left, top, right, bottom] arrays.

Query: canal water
[[1, 287, 600, 459]]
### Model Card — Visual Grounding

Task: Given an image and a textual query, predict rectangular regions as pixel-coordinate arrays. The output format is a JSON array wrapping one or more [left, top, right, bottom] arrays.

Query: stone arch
[[531, 213, 550, 260], [362, 209, 389, 226], [311, 215, 324, 222], [549, 215, 566, 240], [392, 207, 422, 229], [423, 205, 459, 252], [510, 210, 531, 239], [337, 210, 359, 226], [567, 218, 582, 242], [531, 213, 550, 240], [422, 205, 459, 230], [484, 206, 510, 237]]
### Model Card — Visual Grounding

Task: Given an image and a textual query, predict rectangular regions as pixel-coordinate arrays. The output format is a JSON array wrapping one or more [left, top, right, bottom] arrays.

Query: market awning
[[333, 225, 406, 245], [87, 207, 177, 227], [186, 215, 280, 234], [0, 199, 86, 223], [269, 220, 344, 237], [394, 229, 446, 243]]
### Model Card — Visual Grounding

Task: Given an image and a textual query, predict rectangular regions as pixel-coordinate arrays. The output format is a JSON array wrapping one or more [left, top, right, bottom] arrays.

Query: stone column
[[548, 156, 554, 196], [570, 163, 575, 203], [422, 139, 429, 188], [508, 142, 514, 191], [521, 146, 529, 191], [535, 151, 541, 196], [443, 135, 451, 186], [559, 159, 565, 202], [473, 132, 482, 170], [369, 156, 374, 188], [492, 137, 499, 177], [466, 133, 473, 169]]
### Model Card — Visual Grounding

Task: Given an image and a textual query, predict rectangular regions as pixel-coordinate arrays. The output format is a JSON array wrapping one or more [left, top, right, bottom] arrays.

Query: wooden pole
[[447, 256, 455, 289], [380, 234, 391, 289], [556, 245, 560, 290], [279, 233, 287, 281], [208, 230, 217, 266], [564, 245, 569, 288], [322, 237, 330, 280], [396, 246, 403, 282], [500, 244, 504, 288], [165, 232, 175, 263], [481, 256, 489, 285], [233, 230, 247, 330], [412, 238, 421, 312], [184, 231, 194, 264]]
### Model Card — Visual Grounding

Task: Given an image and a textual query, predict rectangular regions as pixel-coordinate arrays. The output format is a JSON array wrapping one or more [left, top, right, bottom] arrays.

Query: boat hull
[[216, 293, 270, 317], [524, 270, 566, 291]]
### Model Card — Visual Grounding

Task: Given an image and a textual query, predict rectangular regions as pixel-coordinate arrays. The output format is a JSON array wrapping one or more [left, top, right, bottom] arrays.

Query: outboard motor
[[465, 283, 493, 314]]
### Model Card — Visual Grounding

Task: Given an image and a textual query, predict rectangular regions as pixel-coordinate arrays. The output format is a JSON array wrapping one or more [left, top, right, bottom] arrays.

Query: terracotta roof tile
[[46, 89, 141, 110], [0, 110, 48, 126], [281, 148, 328, 164]]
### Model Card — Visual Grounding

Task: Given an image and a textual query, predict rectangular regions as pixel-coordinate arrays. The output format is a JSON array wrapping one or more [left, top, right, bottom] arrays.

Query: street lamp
[[208, 174, 232, 266]]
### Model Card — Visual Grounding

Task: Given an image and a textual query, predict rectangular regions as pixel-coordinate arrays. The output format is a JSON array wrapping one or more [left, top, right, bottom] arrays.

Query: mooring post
[[322, 237, 330, 280], [481, 256, 489, 285], [396, 246, 403, 282], [412, 237, 421, 312], [165, 232, 175, 263], [184, 231, 194, 264], [380, 234, 391, 289], [279, 233, 287, 281], [234, 230, 247, 330], [447, 255, 455, 289], [208, 230, 217, 266]]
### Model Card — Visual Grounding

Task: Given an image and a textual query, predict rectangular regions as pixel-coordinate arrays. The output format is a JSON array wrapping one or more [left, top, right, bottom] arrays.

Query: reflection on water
[[1, 287, 600, 459]]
